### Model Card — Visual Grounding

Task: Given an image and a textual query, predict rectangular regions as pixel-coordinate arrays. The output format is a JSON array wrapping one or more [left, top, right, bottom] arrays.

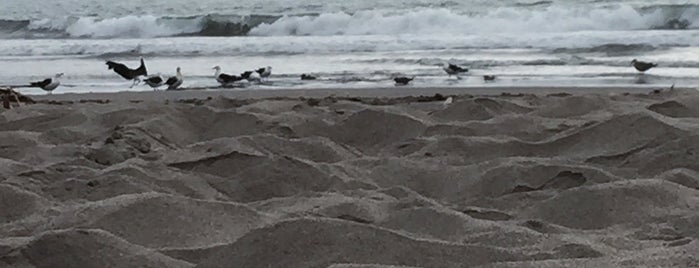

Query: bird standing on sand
[[106, 57, 148, 88], [30, 73, 63, 94], [141, 74, 165, 90], [394, 76, 415, 86], [631, 59, 657, 72], [213, 66, 244, 86], [165, 67, 184, 90], [256, 66, 272, 80], [442, 62, 468, 78]]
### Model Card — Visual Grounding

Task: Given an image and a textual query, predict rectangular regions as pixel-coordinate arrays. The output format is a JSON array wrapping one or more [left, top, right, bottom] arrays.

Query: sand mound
[[196, 218, 525, 268], [204, 156, 344, 202], [543, 113, 684, 158], [410, 136, 535, 165], [168, 151, 266, 177], [237, 135, 359, 163], [656, 168, 699, 189], [46, 193, 271, 248], [2, 229, 192, 268], [648, 100, 699, 118], [475, 160, 620, 197], [523, 179, 698, 229], [3, 90, 699, 267], [533, 95, 610, 118], [328, 265, 422, 268], [0, 184, 48, 224], [425, 115, 568, 142], [379, 207, 497, 242], [430, 97, 531, 122], [610, 135, 699, 176], [326, 109, 427, 154]]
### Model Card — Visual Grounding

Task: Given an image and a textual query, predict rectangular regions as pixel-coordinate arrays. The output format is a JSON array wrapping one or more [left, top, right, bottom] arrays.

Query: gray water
[[1, 0, 698, 93]]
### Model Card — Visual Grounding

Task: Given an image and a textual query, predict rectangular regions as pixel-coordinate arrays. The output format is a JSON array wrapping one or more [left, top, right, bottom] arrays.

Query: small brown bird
[[631, 59, 658, 72], [394, 76, 415, 85], [483, 75, 496, 81]]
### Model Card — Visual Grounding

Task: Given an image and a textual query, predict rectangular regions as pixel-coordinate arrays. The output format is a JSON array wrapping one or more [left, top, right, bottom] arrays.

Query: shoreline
[[27, 85, 682, 102]]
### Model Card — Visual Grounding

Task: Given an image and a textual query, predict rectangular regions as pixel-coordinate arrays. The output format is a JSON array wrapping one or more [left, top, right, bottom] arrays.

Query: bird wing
[[30, 78, 52, 88], [256, 68, 266, 74], [143, 76, 161, 84], [219, 73, 241, 83], [165, 76, 178, 85]]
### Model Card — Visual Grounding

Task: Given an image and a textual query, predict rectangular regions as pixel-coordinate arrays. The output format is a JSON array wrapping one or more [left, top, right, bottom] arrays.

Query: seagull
[[631, 59, 658, 72], [106, 57, 148, 88], [394, 76, 415, 86], [241, 70, 261, 83], [30, 73, 63, 94], [442, 62, 468, 79], [256, 66, 272, 80], [301, 74, 317, 80], [443, 96, 453, 106], [213, 66, 244, 86], [141, 74, 165, 90], [165, 67, 184, 90]]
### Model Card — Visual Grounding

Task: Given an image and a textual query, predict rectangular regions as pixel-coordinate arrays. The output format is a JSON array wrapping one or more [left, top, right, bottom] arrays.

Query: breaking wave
[[0, 4, 697, 39]]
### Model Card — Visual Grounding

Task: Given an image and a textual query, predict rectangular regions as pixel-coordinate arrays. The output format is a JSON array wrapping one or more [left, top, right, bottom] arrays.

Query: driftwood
[[0, 87, 35, 109]]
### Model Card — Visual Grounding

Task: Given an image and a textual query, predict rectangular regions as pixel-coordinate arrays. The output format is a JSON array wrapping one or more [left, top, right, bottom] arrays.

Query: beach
[[1, 86, 698, 267]]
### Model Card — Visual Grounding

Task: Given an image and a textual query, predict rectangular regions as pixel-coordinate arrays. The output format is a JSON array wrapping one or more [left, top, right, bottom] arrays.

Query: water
[[1, 0, 698, 94]]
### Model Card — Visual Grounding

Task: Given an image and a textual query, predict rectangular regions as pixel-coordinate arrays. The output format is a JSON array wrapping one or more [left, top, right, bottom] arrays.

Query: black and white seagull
[[106, 57, 148, 88], [30, 73, 63, 94], [165, 67, 184, 90], [442, 62, 468, 79], [213, 66, 244, 86], [394, 76, 415, 86], [256, 66, 272, 80], [631, 59, 657, 72], [141, 74, 165, 90], [241, 70, 261, 82]]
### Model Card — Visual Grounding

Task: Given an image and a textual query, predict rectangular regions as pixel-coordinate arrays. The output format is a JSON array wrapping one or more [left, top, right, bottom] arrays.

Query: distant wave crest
[[250, 5, 699, 36], [0, 4, 697, 39]]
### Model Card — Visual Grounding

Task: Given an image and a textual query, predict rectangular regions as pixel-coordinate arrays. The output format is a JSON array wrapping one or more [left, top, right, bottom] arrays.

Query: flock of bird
[[22, 58, 660, 94]]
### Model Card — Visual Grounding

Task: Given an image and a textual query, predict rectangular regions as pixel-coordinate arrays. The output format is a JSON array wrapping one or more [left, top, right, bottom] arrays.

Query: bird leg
[[129, 79, 139, 88]]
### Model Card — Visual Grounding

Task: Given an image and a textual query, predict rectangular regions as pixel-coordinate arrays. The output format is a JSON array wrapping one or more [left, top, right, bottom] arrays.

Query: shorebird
[[442, 62, 468, 79], [394, 76, 414, 86], [301, 74, 317, 80], [141, 74, 165, 90], [256, 66, 272, 80], [631, 59, 658, 73], [30, 73, 63, 94], [213, 66, 244, 86], [165, 67, 184, 90], [241, 70, 261, 82], [443, 96, 453, 106], [106, 57, 148, 88]]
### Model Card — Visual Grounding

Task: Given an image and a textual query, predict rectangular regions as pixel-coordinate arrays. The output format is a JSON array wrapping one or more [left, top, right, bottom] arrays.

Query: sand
[[1, 86, 698, 268]]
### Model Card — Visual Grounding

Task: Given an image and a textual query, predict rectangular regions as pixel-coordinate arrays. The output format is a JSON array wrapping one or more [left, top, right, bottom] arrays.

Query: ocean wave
[[0, 14, 280, 39], [0, 4, 697, 39], [250, 4, 699, 36]]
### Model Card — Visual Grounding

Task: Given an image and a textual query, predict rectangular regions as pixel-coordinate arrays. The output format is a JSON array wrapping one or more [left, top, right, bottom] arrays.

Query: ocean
[[1, 0, 698, 94]]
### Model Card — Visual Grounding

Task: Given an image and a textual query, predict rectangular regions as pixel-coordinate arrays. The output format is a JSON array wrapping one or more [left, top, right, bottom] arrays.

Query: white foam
[[249, 5, 674, 36], [65, 15, 201, 38]]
